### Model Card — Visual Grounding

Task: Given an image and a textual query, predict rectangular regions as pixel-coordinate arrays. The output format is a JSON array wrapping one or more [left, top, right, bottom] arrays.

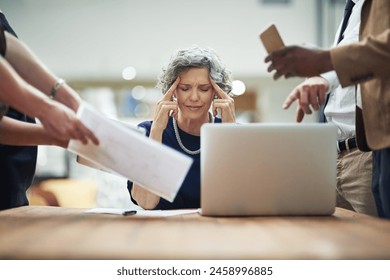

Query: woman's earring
[[172, 95, 177, 102]]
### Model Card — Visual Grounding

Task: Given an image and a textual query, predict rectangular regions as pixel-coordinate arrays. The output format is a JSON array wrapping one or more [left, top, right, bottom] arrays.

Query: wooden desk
[[0, 206, 389, 260]]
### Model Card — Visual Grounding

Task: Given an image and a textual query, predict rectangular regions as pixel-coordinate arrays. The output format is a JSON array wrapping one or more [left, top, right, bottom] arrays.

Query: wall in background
[[1, 0, 321, 81]]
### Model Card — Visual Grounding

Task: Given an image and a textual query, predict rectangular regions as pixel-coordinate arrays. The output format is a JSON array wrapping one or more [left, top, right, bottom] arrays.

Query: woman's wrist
[[132, 184, 160, 210], [150, 125, 164, 142], [53, 82, 81, 112], [23, 84, 54, 120]]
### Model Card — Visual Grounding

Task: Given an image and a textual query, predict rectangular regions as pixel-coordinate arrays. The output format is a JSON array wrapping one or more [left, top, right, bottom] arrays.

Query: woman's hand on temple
[[150, 77, 180, 140], [211, 79, 235, 123]]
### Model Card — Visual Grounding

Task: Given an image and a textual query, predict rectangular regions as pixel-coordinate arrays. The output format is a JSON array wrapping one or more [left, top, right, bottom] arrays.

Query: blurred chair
[[28, 179, 97, 208]]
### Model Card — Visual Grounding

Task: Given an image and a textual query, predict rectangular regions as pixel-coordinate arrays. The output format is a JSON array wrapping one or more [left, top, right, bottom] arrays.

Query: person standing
[[0, 10, 38, 210], [0, 10, 98, 210], [265, 0, 390, 218], [282, 0, 377, 216]]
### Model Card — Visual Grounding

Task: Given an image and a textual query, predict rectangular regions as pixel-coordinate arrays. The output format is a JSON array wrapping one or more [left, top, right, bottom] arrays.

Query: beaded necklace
[[172, 112, 214, 155]]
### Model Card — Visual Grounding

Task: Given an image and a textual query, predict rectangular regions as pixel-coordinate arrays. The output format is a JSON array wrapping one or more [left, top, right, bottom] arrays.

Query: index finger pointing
[[163, 77, 180, 101], [211, 79, 229, 99], [282, 88, 300, 109]]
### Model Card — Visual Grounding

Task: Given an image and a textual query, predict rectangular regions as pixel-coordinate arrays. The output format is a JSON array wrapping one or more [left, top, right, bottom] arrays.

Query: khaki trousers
[[336, 148, 377, 216]]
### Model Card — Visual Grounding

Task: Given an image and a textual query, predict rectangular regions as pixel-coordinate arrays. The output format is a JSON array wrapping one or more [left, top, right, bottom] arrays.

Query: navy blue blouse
[[127, 116, 221, 210]]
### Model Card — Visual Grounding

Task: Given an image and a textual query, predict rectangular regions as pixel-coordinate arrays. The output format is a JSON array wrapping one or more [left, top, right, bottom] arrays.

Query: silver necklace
[[173, 112, 214, 155]]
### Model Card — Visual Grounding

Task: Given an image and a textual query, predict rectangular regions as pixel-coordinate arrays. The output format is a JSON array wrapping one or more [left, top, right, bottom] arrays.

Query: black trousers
[[372, 147, 390, 219]]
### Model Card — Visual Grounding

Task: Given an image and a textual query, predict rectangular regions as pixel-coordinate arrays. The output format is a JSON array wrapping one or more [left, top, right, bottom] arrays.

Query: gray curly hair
[[157, 45, 233, 94]]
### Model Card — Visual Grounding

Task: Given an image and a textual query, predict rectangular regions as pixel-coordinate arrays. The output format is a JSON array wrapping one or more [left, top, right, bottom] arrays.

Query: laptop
[[200, 123, 337, 216]]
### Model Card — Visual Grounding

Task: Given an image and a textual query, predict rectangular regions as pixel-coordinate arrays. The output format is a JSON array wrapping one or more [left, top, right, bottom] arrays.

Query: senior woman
[[128, 45, 236, 210]]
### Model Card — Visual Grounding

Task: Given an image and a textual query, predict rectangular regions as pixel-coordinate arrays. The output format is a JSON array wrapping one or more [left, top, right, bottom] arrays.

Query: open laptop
[[200, 123, 337, 216]]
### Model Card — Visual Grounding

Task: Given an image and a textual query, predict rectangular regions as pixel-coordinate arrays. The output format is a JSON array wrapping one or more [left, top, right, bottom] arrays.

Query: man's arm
[[265, 29, 390, 85], [265, 46, 333, 80], [331, 29, 390, 87]]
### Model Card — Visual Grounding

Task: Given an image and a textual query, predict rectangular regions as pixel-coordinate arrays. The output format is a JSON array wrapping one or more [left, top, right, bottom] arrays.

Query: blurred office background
[[0, 0, 346, 208]]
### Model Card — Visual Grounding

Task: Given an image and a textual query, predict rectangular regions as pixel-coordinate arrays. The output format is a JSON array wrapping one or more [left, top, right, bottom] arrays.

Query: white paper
[[75, 118, 146, 174], [84, 208, 200, 217], [68, 102, 193, 202]]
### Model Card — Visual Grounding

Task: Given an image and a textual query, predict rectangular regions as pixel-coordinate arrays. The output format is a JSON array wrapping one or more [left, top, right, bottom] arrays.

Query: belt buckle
[[345, 138, 350, 152]]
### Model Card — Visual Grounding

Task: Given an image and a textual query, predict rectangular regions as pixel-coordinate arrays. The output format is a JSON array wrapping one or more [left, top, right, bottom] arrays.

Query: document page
[[84, 208, 200, 217], [68, 102, 193, 202]]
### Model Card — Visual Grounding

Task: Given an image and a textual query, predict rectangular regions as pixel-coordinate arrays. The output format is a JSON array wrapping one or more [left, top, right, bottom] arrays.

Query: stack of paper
[[68, 102, 193, 202]]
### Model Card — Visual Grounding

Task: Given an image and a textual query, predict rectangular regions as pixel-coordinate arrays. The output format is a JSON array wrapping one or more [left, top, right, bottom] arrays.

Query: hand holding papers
[[67, 102, 193, 202]]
